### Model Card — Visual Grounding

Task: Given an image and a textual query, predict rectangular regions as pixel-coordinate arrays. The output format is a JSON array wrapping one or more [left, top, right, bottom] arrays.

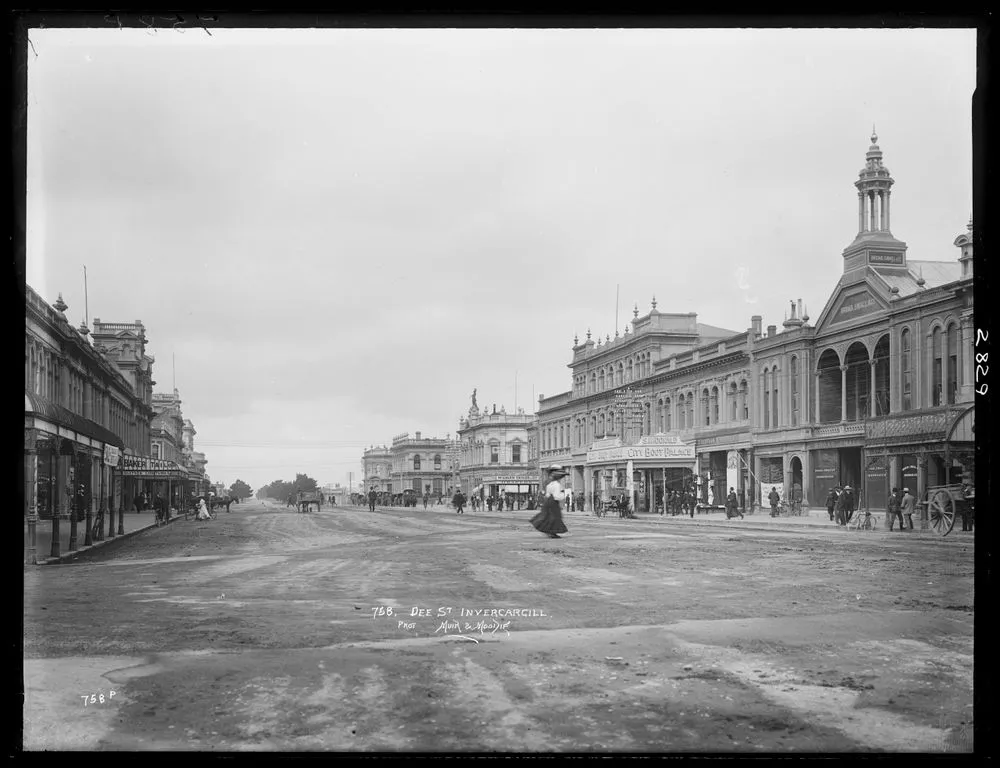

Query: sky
[[25, 25, 976, 492]]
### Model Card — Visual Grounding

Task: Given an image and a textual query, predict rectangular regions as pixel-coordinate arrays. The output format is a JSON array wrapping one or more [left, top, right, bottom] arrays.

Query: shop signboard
[[118, 455, 182, 477], [901, 455, 918, 494], [811, 448, 839, 506], [482, 473, 536, 484], [103, 445, 121, 468], [587, 442, 695, 464]]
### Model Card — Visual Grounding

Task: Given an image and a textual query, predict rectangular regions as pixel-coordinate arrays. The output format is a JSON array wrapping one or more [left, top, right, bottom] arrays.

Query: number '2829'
[[975, 329, 987, 396]]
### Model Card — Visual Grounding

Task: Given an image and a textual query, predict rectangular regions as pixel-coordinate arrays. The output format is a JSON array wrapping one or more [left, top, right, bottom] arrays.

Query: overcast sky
[[25, 26, 975, 492]]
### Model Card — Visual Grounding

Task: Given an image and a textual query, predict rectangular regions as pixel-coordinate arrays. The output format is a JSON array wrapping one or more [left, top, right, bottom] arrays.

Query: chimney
[[414, 431, 422, 440], [767, 324, 777, 338], [751, 315, 762, 337]]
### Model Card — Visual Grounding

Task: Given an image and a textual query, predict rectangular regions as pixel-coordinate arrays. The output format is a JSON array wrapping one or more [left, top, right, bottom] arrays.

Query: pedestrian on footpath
[[887, 487, 904, 531], [768, 486, 781, 517], [842, 485, 856, 524], [368, 487, 377, 513], [530, 465, 569, 539], [826, 487, 839, 522], [726, 487, 743, 519], [900, 487, 915, 530], [452, 489, 466, 514]]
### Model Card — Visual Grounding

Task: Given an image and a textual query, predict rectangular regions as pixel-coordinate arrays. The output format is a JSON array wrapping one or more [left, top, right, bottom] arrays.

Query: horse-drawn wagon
[[296, 490, 323, 513]]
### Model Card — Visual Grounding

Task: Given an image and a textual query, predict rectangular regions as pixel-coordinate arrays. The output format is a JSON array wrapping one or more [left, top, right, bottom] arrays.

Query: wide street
[[23, 499, 974, 753]]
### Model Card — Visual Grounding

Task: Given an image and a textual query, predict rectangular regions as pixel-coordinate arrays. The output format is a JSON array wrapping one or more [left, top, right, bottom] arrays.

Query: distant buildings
[[361, 432, 459, 499]]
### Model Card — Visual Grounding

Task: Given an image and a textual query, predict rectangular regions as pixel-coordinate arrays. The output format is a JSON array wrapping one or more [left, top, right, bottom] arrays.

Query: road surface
[[23, 499, 974, 753]]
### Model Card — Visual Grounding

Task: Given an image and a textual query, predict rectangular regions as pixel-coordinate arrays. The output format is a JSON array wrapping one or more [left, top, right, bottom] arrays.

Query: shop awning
[[25, 391, 125, 449], [946, 405, 974, 444]]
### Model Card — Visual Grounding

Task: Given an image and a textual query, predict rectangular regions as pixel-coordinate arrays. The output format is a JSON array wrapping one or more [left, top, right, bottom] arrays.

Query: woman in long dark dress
[[531, 465, 569, 538]]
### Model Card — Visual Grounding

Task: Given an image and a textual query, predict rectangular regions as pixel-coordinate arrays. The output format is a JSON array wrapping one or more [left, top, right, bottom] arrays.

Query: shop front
[[118, 454, 190, 514], [585, 434, 696, 514], [469, 471, 539, 506], [24, 393, 125, 562]]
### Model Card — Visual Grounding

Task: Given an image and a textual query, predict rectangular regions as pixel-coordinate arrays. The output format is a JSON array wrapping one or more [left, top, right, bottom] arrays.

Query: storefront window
[[490, 445, 499, 463]]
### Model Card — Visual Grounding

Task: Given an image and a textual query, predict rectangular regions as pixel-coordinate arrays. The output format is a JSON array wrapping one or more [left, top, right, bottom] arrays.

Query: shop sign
[[869, 251, 904, 265], [119, 455, 181, 476], [587, 444, 695, 463], [103, 445, 121, 467], [831, 289, 881, 324], [482, 474, 535, 484]]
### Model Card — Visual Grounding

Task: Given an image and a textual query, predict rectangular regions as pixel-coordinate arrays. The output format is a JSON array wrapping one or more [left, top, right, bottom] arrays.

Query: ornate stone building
[[456, 398, 538, 500], [24, 286, 153, 560], [538, 133, 975, 515], [362, 433, 457, 499], [362, 444, 392, 494]]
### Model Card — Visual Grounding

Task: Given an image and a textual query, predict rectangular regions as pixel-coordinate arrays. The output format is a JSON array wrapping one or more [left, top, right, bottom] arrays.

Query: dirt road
[[23, 499, 974, 753]]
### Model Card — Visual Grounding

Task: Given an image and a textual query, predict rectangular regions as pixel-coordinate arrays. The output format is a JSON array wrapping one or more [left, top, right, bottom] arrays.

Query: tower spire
[[855, 129, 893, 236]]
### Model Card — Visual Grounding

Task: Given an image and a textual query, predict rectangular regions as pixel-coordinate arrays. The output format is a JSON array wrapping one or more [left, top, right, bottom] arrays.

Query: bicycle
[[90, 508, 105, 542], [848, 510, 880, 532]]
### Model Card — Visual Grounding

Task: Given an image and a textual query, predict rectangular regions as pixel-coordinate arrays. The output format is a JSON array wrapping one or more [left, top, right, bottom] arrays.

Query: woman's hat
[[844, 485, 852, 490], [547, 464, 568, 476]]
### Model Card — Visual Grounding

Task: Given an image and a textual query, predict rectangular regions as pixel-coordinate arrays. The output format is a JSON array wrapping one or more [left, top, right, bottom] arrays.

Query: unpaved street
[[23, 499, 974, 753]]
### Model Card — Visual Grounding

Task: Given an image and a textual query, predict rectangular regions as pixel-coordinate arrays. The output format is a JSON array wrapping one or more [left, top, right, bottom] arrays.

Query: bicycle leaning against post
[[848, 508, 880, 532]]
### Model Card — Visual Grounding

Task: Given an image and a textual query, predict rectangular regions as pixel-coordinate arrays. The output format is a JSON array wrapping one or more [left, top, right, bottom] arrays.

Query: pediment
[[814, 278, 889, 335]]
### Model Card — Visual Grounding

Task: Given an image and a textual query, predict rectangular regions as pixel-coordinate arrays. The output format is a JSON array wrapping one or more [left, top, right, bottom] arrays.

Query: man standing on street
[[887, 487, 904, 531], [453, 489, 466, 515], [842, 485, 856, 524], [826, 487, 839, 522], [368, 487, 377, 513], [768, 486, 781, 517], [900, 487, 915, 531]]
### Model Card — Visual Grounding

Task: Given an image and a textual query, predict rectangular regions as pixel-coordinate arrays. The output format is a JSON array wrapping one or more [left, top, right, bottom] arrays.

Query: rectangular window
[[947, 355, 957, 404], [491, 445, 499, 463], [511, 445, 521, 463], [764, 390, 770, 429], [932, 360, 942, 406]]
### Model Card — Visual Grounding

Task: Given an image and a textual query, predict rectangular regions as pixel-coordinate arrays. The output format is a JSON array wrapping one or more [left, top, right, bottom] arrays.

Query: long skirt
[[530, 497, 568, 535]]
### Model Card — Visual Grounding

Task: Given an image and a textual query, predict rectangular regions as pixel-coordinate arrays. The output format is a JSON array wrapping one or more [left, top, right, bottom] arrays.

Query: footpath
[[339, 502, 970, 540], [26, 508, 184, 566]]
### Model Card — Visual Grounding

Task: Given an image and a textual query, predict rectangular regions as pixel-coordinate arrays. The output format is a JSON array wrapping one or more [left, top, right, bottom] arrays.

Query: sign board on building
[[587, 443, 695, 464], [830, 289, 882, 325], [118, 455, 182, 476], [868, 250, 905, 266], [103, 445, 121, 467], [481, 474, 537, 484]]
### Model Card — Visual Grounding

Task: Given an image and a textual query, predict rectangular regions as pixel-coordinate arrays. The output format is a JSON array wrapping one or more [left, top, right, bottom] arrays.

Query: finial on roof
[[606, 334, 611, 343], [871, 124, 877, 144], [916, 264, 926, 288], [614, 328, 620, 338], [53, 293, 67, 313], [624, 325, 630, 334], [968, 214, 973, 232], [78, 319, 90, 337], [651, 295, 657, 310], [586, 328, 592, 340], [633, 303, 639, 319], [574, 333, 579, 346]]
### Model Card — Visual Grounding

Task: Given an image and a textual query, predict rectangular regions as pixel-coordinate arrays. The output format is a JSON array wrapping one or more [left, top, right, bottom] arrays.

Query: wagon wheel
[[928, 489, 956, 537]]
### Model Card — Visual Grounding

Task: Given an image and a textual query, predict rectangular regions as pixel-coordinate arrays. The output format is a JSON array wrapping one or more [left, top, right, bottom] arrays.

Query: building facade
[[25, 286, 152, 559], [389, 432, 455, 498], [362, 445, 393, 494], [537, 133, 975, 516], [456, 400, 539, 500]]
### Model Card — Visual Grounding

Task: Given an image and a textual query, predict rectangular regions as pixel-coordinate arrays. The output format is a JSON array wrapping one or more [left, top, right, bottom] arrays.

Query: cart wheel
[[928, 489, 956, 536]]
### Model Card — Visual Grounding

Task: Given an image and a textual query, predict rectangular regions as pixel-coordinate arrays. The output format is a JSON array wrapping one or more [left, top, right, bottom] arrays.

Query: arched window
[[729, 382, 738, 421], [932, 327, 943, 406], [687, 393, 695, 429], [598, 369, 605, 391], [559, 425, 564, 448], [598, 413, 605, 436], [617, 363, 624, 387], [657, 399, 664, 431], [627, 359, 634, 382], [413, 454, 421, 471], [665, 398, 672, 431], [434, 453, 442, 470], [946, 322, 958, 404], [711, 386, 720, 425], [590, 372, 596, 394], [790, 356, 799, 426], [901, 328, 912, 411]]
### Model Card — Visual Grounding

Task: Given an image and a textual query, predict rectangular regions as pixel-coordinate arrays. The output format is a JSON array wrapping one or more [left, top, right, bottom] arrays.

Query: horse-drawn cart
[[296, 491, 323, 513], [926, 483, 974, 537]]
